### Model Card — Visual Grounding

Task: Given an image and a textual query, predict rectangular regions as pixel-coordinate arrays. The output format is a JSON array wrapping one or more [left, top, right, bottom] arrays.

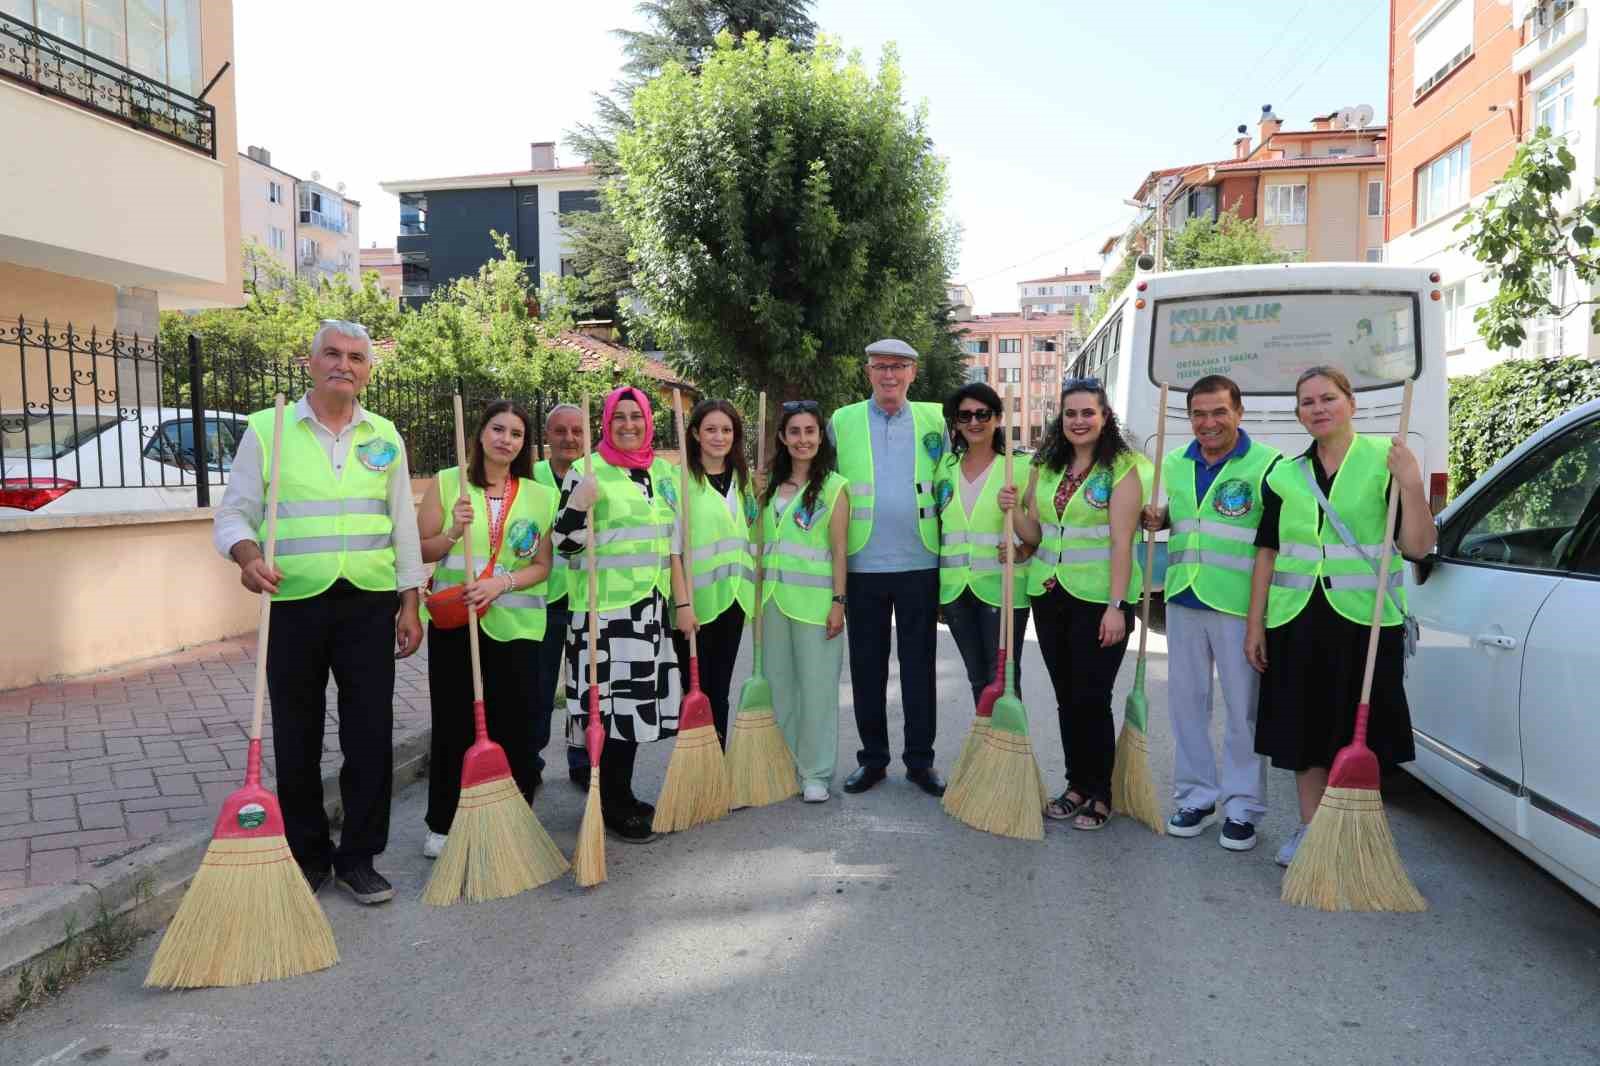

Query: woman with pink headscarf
[[552, 386, 681, 843]]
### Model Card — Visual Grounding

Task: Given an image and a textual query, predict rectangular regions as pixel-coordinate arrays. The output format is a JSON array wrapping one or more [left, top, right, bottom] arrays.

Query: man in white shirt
[[213, 320, 424, 905]]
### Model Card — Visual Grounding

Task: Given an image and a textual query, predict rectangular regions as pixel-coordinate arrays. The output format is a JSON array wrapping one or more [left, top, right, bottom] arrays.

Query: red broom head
[[460, 700, 513, 788], [680, 657, 713, 731], [975, 648, 1005, 719], [1328, 702, 1381, 791], [210, 738, 286, 840], [585, 685, 605, 769]]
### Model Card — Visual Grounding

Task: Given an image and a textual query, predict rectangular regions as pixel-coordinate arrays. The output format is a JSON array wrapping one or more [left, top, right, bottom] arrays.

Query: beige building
[[1016, 270, 1101, 316], [0, 1, 242, 336], [238, 146, 361, 289], [954, 311, 1080, 447], [360, 245, 404, 305]]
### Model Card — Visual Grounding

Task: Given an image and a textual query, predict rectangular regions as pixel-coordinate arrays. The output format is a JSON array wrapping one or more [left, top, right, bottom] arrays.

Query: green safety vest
[[679, 471, 756, 623], [533, 460, 574, 606], [760, 472, 848, 625], [247, 405, 401, 602], [935, 452, 1028, 608], [1265, 435, 1407, 629], [565, 455, 675, 614], [830, 400, 946, 556], [422, 467, 555, 642], [1162, 439, 1281, 616], [1027, 451, 1152, 604]]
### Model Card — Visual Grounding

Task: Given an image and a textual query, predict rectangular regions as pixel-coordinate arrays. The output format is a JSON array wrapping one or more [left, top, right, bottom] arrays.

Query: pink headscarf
[[599, 386, 656, 470]]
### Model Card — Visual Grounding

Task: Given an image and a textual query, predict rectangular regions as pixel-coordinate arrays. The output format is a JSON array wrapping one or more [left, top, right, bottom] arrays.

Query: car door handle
[[1474, 634, 1519, 650]]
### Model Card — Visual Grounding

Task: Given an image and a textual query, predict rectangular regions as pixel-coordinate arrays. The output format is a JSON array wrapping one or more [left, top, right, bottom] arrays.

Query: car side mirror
[[1413, 517, 1445, 585]]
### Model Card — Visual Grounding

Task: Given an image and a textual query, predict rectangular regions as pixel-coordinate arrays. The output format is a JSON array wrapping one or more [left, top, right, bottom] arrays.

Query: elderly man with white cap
[[829, 338, 949, 796]]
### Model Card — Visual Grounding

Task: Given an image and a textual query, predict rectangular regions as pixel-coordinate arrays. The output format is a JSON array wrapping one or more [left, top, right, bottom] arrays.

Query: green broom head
[[1123, 657, 1149, 733], [991, 658, 1029, 737], [736, 668, 773, 716]]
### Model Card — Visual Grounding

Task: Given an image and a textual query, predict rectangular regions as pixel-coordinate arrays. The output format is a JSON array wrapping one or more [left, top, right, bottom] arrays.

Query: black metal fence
[[0, 319, 554, 508]]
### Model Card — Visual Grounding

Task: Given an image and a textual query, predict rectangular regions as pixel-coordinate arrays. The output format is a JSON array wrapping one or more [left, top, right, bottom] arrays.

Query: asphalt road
[[6, 624, 1599, 1066]]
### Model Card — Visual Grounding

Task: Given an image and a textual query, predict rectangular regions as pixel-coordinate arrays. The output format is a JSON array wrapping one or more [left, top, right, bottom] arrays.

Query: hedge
[[1448, 356, 1600, 496]]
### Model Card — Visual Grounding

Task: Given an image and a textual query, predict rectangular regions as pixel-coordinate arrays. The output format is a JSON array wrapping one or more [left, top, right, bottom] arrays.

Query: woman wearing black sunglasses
[[936, 383, 1031, 707]]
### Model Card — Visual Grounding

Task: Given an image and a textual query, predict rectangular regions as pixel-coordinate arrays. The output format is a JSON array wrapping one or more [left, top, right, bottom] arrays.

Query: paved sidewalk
[[0, 635, 433, 976]]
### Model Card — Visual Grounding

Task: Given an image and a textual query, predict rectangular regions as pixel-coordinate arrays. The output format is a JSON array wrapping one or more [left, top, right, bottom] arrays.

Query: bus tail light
[[1429, 472, 1448, 515], [1135, 298, 1146, 309]]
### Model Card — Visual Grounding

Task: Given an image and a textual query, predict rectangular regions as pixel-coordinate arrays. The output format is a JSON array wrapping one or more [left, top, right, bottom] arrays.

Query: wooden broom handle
[[1136, 382, 1170, 661], [451, 395, 486, 704], [248, 393, 287, 744], [1003, 387, 1014, 652], [582, 396, 601, 689], [752, 392, 767, 648], [1357, 378, 1414, 705], [673, 388, 697, 660]]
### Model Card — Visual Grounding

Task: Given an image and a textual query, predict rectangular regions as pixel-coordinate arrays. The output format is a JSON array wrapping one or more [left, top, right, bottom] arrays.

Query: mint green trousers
[[762, 601, 843, 787]]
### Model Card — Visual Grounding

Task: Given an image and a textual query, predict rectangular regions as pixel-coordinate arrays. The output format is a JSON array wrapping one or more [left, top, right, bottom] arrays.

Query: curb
[[0, 724, 433, 996]]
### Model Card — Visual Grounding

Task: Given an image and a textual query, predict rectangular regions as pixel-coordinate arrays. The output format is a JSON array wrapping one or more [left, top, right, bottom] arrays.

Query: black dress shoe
[[300, 863, 331, 895], [842, 766, 887, 794], [907, 768, 947, 797]]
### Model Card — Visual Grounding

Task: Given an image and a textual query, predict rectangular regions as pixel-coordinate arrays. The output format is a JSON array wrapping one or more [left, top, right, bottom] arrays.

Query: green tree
[[1448, 356, 1600, 502], [608, 33, 961, 408], [1455, 127, 1600, 351], [1163, 208, 1295, 272]]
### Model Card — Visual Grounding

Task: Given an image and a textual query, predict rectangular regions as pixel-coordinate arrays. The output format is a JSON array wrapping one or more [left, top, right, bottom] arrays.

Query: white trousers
[[1166, 603, 1267, 823]]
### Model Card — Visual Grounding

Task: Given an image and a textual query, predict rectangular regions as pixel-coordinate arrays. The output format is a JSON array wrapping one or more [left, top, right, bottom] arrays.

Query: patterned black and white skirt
[[564, 589, 681, 744]]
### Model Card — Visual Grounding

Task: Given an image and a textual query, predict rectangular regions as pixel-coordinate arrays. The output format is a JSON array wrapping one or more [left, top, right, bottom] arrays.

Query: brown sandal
[[1046, 788, 1088, 821], [1071, 798, 1112, 831]]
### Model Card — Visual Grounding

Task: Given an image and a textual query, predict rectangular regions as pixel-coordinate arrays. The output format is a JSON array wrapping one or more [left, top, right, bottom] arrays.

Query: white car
[[1407, 397, 1600, 908], [0, 407, 245, 515]]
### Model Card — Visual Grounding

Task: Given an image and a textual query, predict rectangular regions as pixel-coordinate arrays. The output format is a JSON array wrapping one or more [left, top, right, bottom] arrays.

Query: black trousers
[[845, 568, 939, 771], [669, 602, 745, 747], [425, 624, 541, 834], [265, 582, 396, 874], [599, 736, 639, 819], [533, 601, 587, 775], [1030, 584, 1132, 801]]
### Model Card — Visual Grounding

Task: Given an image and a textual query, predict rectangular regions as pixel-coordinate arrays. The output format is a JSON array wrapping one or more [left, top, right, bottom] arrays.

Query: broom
[[146, 394, 338, 989], [1283, 379, 1426, 913], [572, 394, 608, 887], [1111, 382, 1169, 834], [947, 388, 1046, 840], [943, 657, 1001, 804], [653, 389, 733, 831], [423, 395, 569, 905], [724, 391, 800, 809]]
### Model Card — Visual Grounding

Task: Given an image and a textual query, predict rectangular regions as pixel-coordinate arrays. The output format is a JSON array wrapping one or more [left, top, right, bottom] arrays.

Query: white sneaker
[[1275, 824, 1307, 868], [802, 782, 830, 803], [422, 831, 447, 859]]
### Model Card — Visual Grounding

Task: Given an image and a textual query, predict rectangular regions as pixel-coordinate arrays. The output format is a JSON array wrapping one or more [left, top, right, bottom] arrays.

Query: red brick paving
[[0, 635, 431, 904]]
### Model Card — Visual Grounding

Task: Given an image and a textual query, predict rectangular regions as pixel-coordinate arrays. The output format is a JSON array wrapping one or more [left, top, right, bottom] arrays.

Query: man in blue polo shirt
[[1141, 375, 1279, 851]]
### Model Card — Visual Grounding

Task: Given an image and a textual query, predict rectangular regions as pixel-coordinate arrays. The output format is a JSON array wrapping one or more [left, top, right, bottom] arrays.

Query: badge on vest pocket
[[1083, 469, 1114, 510], [660, 479, 679, 510], [1212, 477, 1254, 518], [508, 518, 538, 559], [792, 500, 821, 532], [743, 493, 758, 525], [922, 432, 945, 463], [356, 438, 398, 473], [935, 479, 954, 514]]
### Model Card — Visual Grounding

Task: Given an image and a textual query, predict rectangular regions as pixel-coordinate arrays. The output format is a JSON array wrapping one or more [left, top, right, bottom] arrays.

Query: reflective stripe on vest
[[566, 455, 674, 614], [1026, 452, 1151, 603], [1160, 440, 1279, 615], [1264, 435, 1407, 628], [761, 473, 848, 625], [830, 401, 945, 555], [247, 405, 400, 602], [936, 453, 1028, 608], [422, 467, 555, 642], [680, 474, 755, 623]]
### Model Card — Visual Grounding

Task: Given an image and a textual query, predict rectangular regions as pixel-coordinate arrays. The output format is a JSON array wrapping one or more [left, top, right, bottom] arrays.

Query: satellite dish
[[336, 181, 346, 193], [1354, 104, 1375, 128], [1337, 107, 1357, 129], [310, 170, 321, 182]]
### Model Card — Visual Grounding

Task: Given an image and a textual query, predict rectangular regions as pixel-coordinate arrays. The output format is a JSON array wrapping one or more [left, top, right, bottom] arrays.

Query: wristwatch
[[1112, 598, 1130, 610], [831, 594, 847, 605]]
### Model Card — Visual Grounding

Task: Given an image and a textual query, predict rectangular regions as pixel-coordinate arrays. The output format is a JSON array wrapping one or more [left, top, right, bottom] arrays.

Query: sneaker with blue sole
[[1167, 805, 1217, 838], [1275, 824, 1308, 867]]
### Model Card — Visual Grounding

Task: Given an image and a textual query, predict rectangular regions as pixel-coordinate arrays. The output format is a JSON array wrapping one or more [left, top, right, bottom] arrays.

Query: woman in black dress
[[1244, 365, 1435, 867]]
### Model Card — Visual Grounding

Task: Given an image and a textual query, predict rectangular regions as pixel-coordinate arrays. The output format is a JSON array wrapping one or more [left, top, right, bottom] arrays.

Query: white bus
[[1070, 261, 1450, 599]]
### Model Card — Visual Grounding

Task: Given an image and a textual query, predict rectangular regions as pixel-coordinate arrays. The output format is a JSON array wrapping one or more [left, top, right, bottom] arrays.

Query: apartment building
[[946, 282, 975, 319], [0, 1, 241, 337], [379, 141, 599, 308], [1017, 270, 1101, 315], [238, 146, 361, 289], [954, 312, 1080, 447], [1387, 0, 1592, 374], [360, 245, 404, 305]]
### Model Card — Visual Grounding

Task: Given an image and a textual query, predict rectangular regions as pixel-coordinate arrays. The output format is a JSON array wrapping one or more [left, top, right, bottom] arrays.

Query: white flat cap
[[865, 338, 919, 361]]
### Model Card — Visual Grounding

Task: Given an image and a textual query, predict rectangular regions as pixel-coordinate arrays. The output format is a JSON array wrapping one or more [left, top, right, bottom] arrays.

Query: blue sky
[[235, 0, 1389, 313]]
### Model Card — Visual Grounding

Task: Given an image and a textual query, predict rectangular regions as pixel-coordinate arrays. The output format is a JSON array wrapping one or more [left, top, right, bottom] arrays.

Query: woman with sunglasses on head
[[667, 399, 757, 748], [415, 400, 555, 859], [936, 383, 1032, 707], [760, 400, 850, 802], [1008, 378, 1152, 830], [553, 385, 680, 843]]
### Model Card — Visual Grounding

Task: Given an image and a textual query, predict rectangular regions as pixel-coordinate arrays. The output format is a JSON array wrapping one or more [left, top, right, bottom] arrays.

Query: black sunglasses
[[1061, 377, 1102, 393], [954, 409, 996, 424], [782, 399, 820, 414]]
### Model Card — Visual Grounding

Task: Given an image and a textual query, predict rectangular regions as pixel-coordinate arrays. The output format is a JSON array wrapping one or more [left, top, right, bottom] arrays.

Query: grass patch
[[1, 878, 152, 1026]]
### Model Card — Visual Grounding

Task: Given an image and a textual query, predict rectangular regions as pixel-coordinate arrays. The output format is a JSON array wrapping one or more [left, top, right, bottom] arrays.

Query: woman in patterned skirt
[[553, 386, 681, 843]]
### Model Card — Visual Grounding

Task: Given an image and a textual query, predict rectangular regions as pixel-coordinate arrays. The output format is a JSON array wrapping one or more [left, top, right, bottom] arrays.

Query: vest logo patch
[[792, 499, 822, 532], [743, 492, 758, 526], [922, 432, 945, 463], [356, 438, 398, 473], [659, 479, 678, 510], [935, 479, 954, 514], [1212, 478, 1254, 519], [507, 518, 538, 559], [1082, 469, 1114, 511]]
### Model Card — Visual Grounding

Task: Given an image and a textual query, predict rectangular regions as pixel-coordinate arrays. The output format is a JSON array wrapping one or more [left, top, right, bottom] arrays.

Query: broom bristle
[[422, 778, 568, 906], [1110, 724, 1165, 834], [725, 710, 799, 808], [943, 718, 990, 805], [572, 773, 607, 887], [958, 728, 1045, 841], [1282, 786, 1426, 912], [145, 836, 337, 989], [653, 724, 732, 832]]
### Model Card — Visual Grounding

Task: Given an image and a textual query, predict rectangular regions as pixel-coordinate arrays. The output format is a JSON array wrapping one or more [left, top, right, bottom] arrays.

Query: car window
[[143, 419, 244, 471], [1445, 417, 1600, 571], [1, 413, 121, 459]]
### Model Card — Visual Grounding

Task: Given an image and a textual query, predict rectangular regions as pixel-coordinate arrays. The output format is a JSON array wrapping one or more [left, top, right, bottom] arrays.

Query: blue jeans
[[942, 589, 1029, 708]]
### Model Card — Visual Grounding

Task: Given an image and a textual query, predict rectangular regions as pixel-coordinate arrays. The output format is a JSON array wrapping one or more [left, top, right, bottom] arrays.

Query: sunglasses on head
[[782, 399, 820, 414], [954, 408, 995, 424], [1061, 377, 1102, 393]]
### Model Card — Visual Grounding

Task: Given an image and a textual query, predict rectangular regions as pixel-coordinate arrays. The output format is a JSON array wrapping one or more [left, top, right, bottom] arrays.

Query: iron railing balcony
[[0, 12, 216, 157]]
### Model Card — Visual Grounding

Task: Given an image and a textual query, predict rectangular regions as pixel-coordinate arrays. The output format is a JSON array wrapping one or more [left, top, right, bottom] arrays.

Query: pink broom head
[[210, 738, 286, 841], [679, 658, 713, 731], [585, 684, 605, 769], [1327, 702, 1381, 791], [975, 649, 1005, 719], [460, 700, 513, 789]]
